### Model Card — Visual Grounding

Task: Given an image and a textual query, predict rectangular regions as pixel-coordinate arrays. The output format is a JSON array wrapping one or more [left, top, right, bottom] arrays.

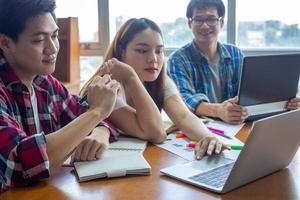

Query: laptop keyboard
[[188, 162, 235, 188]]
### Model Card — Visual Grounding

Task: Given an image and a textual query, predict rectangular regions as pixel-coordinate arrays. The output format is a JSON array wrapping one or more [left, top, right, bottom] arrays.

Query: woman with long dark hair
[[81, 18, 228, 159]]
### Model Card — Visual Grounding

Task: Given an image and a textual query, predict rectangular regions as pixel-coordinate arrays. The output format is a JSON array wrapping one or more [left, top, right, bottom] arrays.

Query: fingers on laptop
[[225, 108, 248, 124], [217, 141, 230, 153], [229, 104, 247, 112], [195, 137, 228, 160], [228, 116, 247, 125], [195, 139, 208, 160], [206, 139, 217, 156], [209, 140, 229, 154], [227, 96, 239, 104], [224, 115, 245, 125], [221, 103, 248, 124], [287, 97, 300, 110]]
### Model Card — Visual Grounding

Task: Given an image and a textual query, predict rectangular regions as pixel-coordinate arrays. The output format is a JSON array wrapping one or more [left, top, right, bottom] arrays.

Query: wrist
[[202, 102, 220, 118], [200, 133, 215, 141], [212, 103, 223, 118], [123, 72, 139, 85], [87, 108, 106, 121], [91, 126, 110, 139]]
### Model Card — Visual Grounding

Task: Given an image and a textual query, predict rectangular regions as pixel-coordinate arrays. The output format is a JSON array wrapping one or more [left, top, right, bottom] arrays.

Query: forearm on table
[[46, 109, 106, 168]]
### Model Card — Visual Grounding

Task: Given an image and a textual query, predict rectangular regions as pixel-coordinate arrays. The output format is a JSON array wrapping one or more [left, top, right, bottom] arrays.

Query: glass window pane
[[219, 0, 227, 43], [56, 0, 99, 42], [237, 0, 300, 48], [80, 56, 103, 83], [109, 0, 227, 48]]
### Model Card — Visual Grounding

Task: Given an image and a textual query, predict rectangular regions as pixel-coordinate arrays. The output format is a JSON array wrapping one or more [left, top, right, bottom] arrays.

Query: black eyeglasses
[[190, 17, 221, 27]]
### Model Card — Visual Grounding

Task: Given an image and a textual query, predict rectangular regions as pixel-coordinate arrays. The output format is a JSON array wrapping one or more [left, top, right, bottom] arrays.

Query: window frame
[[84, 0, 300, 57], [79, 0, 109, 56], [227, 0, 300, 56]]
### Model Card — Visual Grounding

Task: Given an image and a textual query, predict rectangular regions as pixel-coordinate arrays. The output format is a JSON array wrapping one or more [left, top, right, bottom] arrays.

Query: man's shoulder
[[0, 80, 13, 104], [218, 42, 243, 60], [219, 43, 242, 53], [169, 42, 194, 60], [34, 75, 66, 93]]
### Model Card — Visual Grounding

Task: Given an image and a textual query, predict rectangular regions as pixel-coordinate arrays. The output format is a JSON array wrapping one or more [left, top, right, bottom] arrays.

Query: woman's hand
[[194, 136, 230, 160], [100, 58, 137, 84]]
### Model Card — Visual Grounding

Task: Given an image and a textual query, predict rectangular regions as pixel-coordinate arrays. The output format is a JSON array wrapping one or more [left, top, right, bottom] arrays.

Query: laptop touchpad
[[185, 154, 235, 172]]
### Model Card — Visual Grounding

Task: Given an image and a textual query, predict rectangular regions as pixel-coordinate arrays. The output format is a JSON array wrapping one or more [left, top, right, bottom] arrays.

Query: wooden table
[[2, 123, 300, 200]]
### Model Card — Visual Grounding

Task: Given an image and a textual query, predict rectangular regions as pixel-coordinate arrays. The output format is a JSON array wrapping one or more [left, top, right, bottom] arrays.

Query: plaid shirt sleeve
[[49, 76, 118, 140], [0, 93, 49, 191], [167, 55, 210, 112]]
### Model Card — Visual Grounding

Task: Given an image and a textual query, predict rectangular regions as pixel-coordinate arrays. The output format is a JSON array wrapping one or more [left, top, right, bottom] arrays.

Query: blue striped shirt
[[167, 40, 244, 112]]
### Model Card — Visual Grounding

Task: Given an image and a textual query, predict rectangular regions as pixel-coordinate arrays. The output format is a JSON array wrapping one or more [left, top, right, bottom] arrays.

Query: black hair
[[0, 0, 56, 42], [186, 0, 225, 19]]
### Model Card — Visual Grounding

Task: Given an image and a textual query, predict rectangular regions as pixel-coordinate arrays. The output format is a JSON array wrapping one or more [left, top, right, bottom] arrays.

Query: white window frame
[[80, 0, 109, 56], [227, 0, 300, 56], [90, 0, 300, 57]]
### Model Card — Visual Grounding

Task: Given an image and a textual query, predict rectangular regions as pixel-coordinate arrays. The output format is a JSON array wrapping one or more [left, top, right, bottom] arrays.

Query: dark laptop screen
[[238, 54, 300, 106]]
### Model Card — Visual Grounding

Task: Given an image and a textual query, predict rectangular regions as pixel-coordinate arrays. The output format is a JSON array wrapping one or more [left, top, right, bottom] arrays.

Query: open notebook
[[65, 136, 151, 182]]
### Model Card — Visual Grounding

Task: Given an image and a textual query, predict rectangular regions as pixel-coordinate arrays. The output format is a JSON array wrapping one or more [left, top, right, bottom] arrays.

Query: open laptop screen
[[238, 54, 300, 106], [237, 54, 300, 118]]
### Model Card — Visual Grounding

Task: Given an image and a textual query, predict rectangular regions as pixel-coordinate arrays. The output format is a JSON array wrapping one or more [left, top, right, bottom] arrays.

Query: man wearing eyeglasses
[[167, 0, 248, 124]]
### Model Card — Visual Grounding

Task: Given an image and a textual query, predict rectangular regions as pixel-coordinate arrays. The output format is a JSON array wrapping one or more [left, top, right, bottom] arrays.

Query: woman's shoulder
[[163, 76, 179, 100]]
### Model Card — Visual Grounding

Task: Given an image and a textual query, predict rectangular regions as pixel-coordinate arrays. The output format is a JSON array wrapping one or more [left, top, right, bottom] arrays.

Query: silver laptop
[[237, 54, 300, 121], [160, 109, 300, 193]]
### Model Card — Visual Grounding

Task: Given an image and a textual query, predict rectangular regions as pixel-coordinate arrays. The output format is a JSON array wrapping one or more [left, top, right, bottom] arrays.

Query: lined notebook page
[[63, 136, 147, 166], [108, 136, 147, 151]]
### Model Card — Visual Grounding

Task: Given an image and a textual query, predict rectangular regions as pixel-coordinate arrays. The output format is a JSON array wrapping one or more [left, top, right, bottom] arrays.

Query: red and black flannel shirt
[[0, 55, 116, 191]]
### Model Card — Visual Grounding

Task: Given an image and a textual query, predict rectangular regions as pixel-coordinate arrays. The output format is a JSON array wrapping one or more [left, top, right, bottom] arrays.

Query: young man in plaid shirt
[[168, 0, 300, 124], [0, 0, 119, 191]]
